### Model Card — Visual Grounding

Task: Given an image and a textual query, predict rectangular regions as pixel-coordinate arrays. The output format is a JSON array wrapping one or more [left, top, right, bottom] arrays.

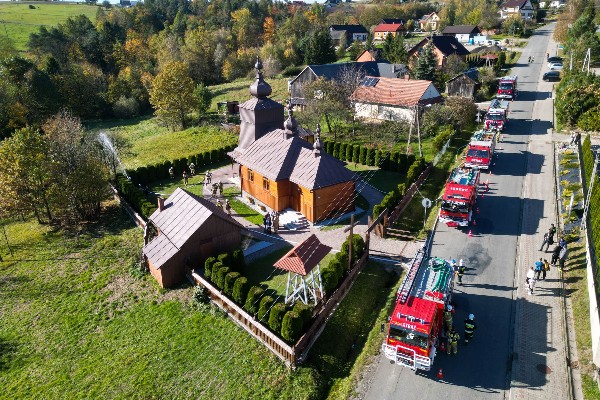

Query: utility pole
[[582, 155, 599, 231], [416, 105, 423, 158]]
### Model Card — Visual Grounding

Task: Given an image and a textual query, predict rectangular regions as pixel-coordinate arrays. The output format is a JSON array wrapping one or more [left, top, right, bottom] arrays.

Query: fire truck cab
[[465, 130, 497, 170], [439, 167, 481, 227], [383, 251, 454, 371], [497, 75, 518, 100]]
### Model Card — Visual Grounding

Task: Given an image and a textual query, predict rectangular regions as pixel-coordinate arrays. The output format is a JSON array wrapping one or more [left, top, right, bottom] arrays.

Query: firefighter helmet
[[447, 305, 453, 311], [468, 314, 475, 320]]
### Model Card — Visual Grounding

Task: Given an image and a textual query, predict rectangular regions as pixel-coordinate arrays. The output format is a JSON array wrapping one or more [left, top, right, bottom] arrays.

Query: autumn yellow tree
[[263, 16, 276, 44], [149, 61, 195, 130]]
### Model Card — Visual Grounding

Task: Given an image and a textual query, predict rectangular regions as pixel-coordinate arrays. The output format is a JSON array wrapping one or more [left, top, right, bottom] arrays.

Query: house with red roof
[[374, 22, 406, 41], [350, 76, 442, 122]]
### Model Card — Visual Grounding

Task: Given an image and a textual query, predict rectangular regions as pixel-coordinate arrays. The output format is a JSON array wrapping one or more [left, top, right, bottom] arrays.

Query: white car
[[549, 62, 563, 71]]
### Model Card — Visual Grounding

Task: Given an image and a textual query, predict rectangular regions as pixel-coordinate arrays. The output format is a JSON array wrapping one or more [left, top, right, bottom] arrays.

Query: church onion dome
[[284, 102, 297, 135], [313, 123, 322, 157], [249, 57, 272, 98]]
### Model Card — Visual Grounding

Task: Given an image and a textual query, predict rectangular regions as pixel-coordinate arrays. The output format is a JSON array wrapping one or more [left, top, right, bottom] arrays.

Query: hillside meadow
[[0, 2, 99, 51]]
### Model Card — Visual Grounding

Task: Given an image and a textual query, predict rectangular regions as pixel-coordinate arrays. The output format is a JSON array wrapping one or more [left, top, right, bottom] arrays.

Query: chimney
[[157, 197, 165, 212], [404, 74, 410, 80]]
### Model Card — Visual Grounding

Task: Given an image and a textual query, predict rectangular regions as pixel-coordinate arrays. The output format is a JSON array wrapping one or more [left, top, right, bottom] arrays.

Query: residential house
[[289, 61, 409, 107], [231, 60, 357, 223], [142, 188, 243, 288], [419, 12, 440, 31], [441, 25, 482, 43], [500, 0, 535, 20], [329, 25, 369, 47], [407, 35, 470, 69], [549, 0, 566, 8], [380, 18, 407, 25], [374, 23, 406, 41], [355, 49, 383, 62], [446, 69, 480, 98], [350, 76, 443, 122]]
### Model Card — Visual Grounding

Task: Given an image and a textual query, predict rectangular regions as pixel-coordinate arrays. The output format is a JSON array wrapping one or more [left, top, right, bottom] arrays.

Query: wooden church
[[230, 59, 356, 223]]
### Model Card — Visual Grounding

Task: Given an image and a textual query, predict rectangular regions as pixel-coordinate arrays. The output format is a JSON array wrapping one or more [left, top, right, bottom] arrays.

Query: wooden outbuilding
[[446, 69, 480, 98], [142, 188, 243, 288]]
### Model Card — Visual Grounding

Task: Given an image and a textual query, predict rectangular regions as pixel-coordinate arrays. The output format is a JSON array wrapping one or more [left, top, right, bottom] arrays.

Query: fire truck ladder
[[397, 247, 426, 304]]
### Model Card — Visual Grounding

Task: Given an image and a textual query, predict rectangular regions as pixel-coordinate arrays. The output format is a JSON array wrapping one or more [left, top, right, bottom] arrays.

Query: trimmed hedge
[[258, 296, 274, 321], [366, 147, 375, 166], [345, 143, 353, 161], [292, 302, 313, 329], [231, 249, 245, 272], [204, 257, 217, 278], [359, 146, 367, 164], [224, 271, 240, 296], [352, 144, 360, 163], [244, 286, 264, 315], [215, 266, 230, 289], [218, 253, 230, 268], [116, 174, 157, 219], [281, 311, 303, 343], [125, 144, 236, 185], [210, 261, 223, 283], [268, 302, 287, 333], [232, 277, 249, 304]]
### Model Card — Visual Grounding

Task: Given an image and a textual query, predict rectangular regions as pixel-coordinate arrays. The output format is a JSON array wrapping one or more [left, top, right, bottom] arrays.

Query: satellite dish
[[422, 198, 432, 208]]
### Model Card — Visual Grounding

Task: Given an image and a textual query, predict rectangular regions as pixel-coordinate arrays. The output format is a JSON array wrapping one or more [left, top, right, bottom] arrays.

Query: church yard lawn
[[208, 77, 290, 112], [0, 202, 397, 399]]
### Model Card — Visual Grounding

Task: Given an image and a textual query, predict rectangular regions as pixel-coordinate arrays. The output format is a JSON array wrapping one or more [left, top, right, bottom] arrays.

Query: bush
[[224, 272, 240, 296], [345, 143, 353, 161], [577, 107, 600, 132], [231, 249, 245, 272], [281, 311, 303, 343], [215, 266, 230, 289], [232, 277, 249, 304], [293, 302, 313, 328], [192, 286, 210, 305], [113, 96, 140, 118], [352, 144, 360, 163], [359, 146, 367, 164], [258, 295, 274, 321], [321, 266, 340, 295], [244, 286, 264, 315], [204, 257, 217, 278], [340, 143, 347, 160], [217, 253, 230, 268], [366, 147, 375, 166], [374, 149, 382, 167], [406, 159, 424, 186], [333, 142, 341, 158], [389, 151, 399, 171], [282, 65, 303, 77], [432, 125, 455, 151], [210, 261, 223, 283], [268, 302, 287, 333]]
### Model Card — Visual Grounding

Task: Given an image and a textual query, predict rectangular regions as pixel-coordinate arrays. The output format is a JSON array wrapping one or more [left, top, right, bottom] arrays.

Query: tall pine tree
[[414, 42, 437, 82], [304, 29, 336, 65]]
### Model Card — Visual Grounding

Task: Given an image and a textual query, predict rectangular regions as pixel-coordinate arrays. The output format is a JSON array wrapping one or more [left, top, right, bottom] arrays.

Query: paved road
[[360, 26, 561, 400]]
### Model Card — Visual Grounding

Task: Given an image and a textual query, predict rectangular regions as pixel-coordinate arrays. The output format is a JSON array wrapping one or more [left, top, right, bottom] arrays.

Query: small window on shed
[[248, 169, 254, 182], [263, 177, 270, 191]]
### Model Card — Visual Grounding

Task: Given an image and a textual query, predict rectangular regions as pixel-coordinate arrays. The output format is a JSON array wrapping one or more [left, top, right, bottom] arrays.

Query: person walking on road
[[540, 224, 556, 251], [559, 244, 569, 271], [447, 329, 460, 355], [534, 258, 544, 280], [542, 259, 550, 279], [182, 171, 189, 186], [526, 267, 537, 295], [551, 244, 561, 266], [444, 305, 454, 332], [464, 314, 477, 345], [225, 199, 231, 215]]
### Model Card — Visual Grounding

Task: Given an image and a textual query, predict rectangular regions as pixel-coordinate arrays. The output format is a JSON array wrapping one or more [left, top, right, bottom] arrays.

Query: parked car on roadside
[[547, 56, 562, 64], [549, 62, 563, 71], [543, 71, 561, 81]]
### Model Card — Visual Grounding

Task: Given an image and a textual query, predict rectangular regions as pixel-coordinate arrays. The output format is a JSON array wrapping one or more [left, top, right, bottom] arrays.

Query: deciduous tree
[[149, 61, 195, 130]]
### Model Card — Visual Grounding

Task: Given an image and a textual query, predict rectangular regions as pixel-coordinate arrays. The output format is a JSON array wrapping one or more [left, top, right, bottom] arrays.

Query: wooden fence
[[188, 251, 369, 368], [111, 185, 146, 229], [375, 163, 433, 238]]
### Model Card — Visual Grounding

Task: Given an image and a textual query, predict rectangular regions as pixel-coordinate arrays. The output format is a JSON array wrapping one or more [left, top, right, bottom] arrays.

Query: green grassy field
[[91, 118, 238, 170], [0, 204, 397, 399], [209, 76, 290, 112], [0, 2, 99, 51]]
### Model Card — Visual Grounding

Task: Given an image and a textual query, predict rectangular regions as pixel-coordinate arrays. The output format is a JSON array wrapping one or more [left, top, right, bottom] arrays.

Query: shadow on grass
[[0, 336, 18, 371]]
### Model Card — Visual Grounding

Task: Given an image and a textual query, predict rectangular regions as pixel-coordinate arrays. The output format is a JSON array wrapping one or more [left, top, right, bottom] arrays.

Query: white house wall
[[422, 84, 442, 101], [355, 102, 414, 122]]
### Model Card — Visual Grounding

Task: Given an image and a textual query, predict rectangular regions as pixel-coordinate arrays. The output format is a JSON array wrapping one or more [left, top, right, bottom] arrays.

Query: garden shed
[[142, 188, 243, 288], [446, 69, 480, 98]]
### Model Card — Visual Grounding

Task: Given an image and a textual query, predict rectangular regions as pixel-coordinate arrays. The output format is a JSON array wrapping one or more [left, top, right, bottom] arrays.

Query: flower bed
[[556, 146, 583, 241]]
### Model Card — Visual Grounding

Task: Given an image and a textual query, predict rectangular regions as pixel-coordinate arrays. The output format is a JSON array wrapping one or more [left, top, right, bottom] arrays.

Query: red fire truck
[[465, 130, 497, 170], [497, 75, 518, 100], [439, 167, 481, 227], [484, 99, 509, 131], [382, 248, 454, 370]]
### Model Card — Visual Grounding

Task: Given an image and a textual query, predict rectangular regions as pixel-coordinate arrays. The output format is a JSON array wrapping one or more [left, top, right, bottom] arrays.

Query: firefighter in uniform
[[455, 259, 466, 285], [464, 314, 476, 344], [447, 329, 460, 355], [444, 305, 454, 331]]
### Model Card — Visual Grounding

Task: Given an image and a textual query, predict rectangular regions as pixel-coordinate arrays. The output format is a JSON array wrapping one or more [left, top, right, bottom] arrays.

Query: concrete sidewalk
[[509, 29, 578, 400]]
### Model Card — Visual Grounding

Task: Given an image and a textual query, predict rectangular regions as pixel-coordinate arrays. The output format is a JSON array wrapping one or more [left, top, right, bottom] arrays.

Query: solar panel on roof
[[362, 77, 379, 87]]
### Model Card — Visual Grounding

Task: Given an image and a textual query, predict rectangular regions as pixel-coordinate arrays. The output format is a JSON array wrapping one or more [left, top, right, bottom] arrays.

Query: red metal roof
[[274, 234, 332, 276], [390, 296, 437, 334], [443, 182, 476, 200], [374, 23, 404, 32]]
